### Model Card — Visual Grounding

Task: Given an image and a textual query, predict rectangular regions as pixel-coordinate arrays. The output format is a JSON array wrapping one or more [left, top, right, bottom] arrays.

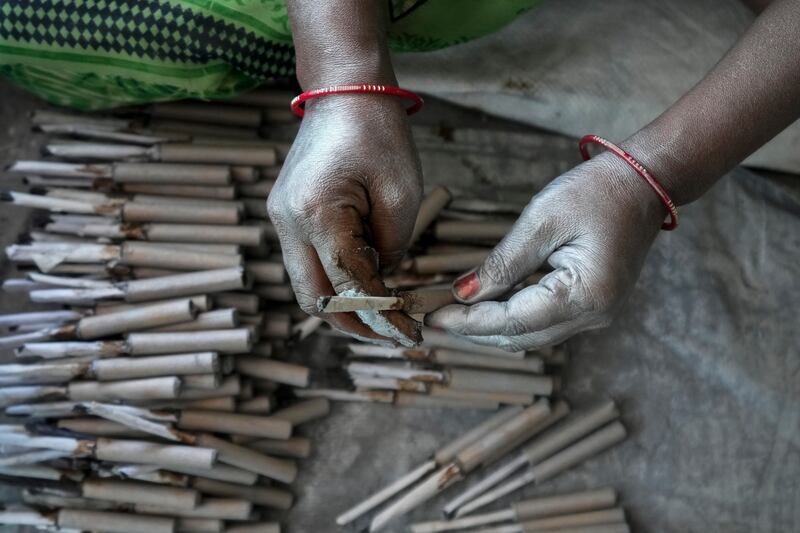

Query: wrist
[[590, 151, 669, 230]]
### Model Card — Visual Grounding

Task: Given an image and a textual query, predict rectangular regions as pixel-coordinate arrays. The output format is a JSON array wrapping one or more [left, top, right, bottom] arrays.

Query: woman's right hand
[[267, 94, 423, 346]]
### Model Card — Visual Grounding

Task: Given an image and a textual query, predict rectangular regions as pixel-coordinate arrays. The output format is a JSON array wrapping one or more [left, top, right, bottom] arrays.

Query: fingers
[[307, 203, 422, 347], [452, 201, 571, 304], [273, 221, 399, 345], [427, 268, 610, 351], [366, 168, 422, 274]]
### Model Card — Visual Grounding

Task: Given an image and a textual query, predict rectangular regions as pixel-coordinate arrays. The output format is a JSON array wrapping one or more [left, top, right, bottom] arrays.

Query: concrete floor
[[1, 79, 799, 533]]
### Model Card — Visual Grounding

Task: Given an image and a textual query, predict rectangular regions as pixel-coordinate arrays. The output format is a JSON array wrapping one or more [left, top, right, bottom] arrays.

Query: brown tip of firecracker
[[0, 191, 14, 202], [28, 186, 47, 196]]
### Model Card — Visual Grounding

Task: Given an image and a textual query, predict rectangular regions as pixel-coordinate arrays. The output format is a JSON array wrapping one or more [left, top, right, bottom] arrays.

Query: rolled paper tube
[[262, 313, 291, 339], [223, 525, 281, 533], [369, 463, 465, 532], [136, 498, 253, 521], [150, 102, 262, 128], [67, 376, 181, 401], [192, 477, 293, 510], [170, 463, 258, 486], [82, 478, 200, 509], [238, 314, 265, 328], [58, 509, 175, 533], [0, 361, 86, 385], [149, 118, 259, 139], [177, 518, 224, 533], [442, 401, 571, 517], [158, 144, 277, 167], [177, 397, 237, 411], [411, 186, 453, 244], [44, 142, 148, 160], [76, 299, 196, 339], [0, 464, 67, 481], [182, 374, 223, 389], [410, 251, 491, 274], [237, 180, 274, 198], [523, 401, 619, 465], [142, 224, 264, 246], [179, 375, 242, 400], [122, 202, 240, 225], [294, 388, 395, 403], [39, 123, 172, 144], [433, 221, 514, 243], [271, 398, 330, 425], [422, 327, 524, 359], [335, 460, 437, 526], [394, 392, 499, 410], [518, 509, 625, 532], [123, 267, 246, 302], [242, 198, 267, 218], [94, 438, 217, 470], [255, 284, 296, 302], [121, 183, 237, 200], [28, 286, 125, 305], [110, 162, 232, 185], [148, 310, 239, 333], [214, 293, 260, 314], [353, 377, 429, 393], [456, 400, 551, 473], [410, 510, 515, 533], [401, 288, 457, 314], [193, 433, 296, 483], [237, 396, 273, 414], [93, 296, 211, 316], [531, 422, 627, 483], [58, 418, 146, 437], [230, 166, 258, 183], [459, 426, 627, 518], [235, 357, 309, 388], [434, 405, 524, 465], [248, 437, 311, 459], [447, 369, 555, 397], [519, 526, 629, 533], [292, 315, 325, 341], [0, 509, 56, 527], [347, 362, 445, 382], [317, 295, 403, 313], [434, 350, 544, 374], [263, 107, 297, 124], [6, 243, 118, 266], [0, 310, 83, 328], [0, 384, 66, 407], [15, 340, 125, 359], [7, 160, 112, 178], [178, 410, 291, 440], [32, 109, 132, 128], [484, 400, 572, 466], [120, 244, 242, 272], [246, 261, 286, 284], [131, 195, 245, 213], [127, 329, 253, 355], [428, 385, 533, 406]]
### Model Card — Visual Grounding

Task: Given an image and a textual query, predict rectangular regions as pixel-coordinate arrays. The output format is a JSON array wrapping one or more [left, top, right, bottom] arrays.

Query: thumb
[[452, 210, 563, 304]]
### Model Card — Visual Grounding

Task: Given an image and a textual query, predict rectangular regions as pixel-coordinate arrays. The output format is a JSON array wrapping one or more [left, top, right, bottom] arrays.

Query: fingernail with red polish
[[454, 272, 481, 300]]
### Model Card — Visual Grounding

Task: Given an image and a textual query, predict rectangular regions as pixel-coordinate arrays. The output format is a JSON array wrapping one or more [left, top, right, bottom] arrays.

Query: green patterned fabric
[[0, 0, 540, 110]]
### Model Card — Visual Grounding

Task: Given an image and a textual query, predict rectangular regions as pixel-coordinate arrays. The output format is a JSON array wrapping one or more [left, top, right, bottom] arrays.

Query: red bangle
[[579, 135, 679, 231], [290, 84, 424, 117]]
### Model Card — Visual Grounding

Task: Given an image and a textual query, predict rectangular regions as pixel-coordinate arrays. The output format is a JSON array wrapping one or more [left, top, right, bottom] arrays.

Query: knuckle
[[481, 252, 516, 286]]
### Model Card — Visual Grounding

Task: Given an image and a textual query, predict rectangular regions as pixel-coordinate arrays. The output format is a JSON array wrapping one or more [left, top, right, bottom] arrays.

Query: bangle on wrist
[[579, 135, 679, 231], [291, 84, 424, 117]]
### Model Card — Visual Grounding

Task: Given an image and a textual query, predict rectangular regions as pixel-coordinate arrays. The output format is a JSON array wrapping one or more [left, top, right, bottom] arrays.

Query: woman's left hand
[[426, 153, 668, 352]]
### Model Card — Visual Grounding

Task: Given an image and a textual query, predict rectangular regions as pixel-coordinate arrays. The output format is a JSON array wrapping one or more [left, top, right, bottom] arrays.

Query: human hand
[[267, 95, 423, 346], [426, 153, 668, 351]]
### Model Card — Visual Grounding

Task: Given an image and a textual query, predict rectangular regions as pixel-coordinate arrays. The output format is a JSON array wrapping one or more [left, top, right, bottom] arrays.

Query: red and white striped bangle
[[579, 134, 679, 231], [290, 84, 424, 117]]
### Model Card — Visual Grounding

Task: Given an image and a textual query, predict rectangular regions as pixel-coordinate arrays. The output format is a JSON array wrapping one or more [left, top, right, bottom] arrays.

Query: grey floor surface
[[1, 80, 798, 533]]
